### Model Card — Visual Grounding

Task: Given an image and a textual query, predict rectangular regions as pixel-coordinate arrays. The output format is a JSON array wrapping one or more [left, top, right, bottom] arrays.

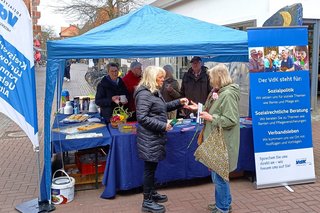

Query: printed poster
[[248, 27, 315, 188]]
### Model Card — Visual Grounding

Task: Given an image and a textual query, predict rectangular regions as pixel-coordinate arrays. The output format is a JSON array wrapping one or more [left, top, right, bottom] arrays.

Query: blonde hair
[[208, 63, 232, 88], [137, 66, 166, 93]]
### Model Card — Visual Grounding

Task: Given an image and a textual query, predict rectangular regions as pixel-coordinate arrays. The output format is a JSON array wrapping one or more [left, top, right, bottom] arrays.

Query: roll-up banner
[[248, 27, 315, 189], [0, 0, 39, 149]]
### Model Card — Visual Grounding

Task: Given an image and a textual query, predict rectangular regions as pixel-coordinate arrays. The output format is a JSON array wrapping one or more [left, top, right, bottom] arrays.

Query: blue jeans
[[211, 171, 231, 213]]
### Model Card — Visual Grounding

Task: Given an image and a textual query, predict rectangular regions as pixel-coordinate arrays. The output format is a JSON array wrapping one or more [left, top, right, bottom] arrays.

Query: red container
[[75, 151, 106, 175]]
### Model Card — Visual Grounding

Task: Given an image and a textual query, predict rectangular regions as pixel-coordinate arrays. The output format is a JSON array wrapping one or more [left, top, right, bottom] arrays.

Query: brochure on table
[[248, 27, 315, 189]]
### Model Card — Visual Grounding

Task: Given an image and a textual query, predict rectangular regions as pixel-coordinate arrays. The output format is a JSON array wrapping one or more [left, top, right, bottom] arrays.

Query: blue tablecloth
[[237, 124, 255, 172], [101, 123, 254, 199], [51, 113, 112, 153]]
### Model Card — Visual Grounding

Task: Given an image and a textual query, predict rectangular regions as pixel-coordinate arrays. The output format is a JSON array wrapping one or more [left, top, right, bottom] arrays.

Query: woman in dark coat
[[95, 62, 128, 123], [160, 64, 181, 119], [134, 66, 189, 213]]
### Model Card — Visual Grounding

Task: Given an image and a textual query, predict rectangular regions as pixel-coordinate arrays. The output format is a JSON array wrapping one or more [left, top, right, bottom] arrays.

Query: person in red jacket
[[122, 61, 142, 121]]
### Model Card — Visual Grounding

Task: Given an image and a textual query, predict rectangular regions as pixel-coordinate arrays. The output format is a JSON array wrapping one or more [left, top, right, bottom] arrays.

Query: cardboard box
[[65, 164, 104, 185]]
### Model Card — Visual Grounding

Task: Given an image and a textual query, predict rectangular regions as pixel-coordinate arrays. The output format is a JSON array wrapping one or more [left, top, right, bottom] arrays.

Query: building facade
[[23, 0, 42, 36], [149, 0, 320, 113], [59, 25, 80, 39]]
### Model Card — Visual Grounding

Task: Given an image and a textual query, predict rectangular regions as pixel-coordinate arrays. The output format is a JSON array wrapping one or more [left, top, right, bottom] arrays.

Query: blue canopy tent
[[41, 5, 248, 201]]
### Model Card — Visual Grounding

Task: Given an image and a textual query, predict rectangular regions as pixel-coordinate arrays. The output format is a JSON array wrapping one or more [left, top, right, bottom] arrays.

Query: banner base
[[15, 198, 55, 213], [254, 178, 316, 189]]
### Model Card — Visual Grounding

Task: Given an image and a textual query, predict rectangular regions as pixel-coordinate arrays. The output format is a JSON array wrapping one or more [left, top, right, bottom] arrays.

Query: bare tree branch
[[52, 0, 145, 32]]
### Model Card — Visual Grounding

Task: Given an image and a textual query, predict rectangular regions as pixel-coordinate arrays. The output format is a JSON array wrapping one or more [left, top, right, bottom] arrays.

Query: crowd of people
[[94, 57, 239, 213], [249, 46, 309, 72], [95, 56, 213, 123]]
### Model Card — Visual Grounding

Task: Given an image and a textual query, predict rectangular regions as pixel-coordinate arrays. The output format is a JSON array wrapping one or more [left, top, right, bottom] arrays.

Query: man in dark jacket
[[180, 56, 211, 117], [95, 62, 128, 123]]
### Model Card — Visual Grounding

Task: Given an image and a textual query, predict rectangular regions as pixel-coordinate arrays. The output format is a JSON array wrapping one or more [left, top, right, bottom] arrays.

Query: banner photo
[[0, 0, 39, 148], [248, 27, 315, 188]]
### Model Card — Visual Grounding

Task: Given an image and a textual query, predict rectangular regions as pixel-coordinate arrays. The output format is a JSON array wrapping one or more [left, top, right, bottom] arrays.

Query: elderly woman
[[160, 65, 181, 119], [134, 66, 188, 213], [95, 62, 128, 123], [186, 63, 240, 213]]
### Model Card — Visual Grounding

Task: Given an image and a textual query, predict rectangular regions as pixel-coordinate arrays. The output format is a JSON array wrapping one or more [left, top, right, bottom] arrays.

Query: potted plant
[[110, 105, 133, 128]]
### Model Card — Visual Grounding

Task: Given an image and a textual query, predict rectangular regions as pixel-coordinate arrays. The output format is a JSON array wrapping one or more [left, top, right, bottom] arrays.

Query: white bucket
[[51, 169, 75, 205]]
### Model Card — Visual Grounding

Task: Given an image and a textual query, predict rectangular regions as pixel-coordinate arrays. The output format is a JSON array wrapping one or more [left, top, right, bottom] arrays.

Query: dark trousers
[[64, 66, 71, 79], [143, 161, 158, 194]]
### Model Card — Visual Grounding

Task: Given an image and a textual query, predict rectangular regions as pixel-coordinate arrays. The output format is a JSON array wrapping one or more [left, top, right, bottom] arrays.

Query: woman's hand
[[165, 122, 173, 131], [112, 96, 120, 104], [200, 111, 213, 122], [183, 100, 198, 111], [179, 97, 189, 106]]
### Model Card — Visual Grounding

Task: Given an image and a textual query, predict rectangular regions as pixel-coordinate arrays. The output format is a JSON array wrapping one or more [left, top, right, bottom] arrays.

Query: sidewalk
[[0, 63, 319, 213]]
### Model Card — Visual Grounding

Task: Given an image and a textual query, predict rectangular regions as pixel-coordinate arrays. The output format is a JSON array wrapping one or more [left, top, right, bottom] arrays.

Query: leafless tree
[[53, 0, 145, 33], [40, 26, 57, 49]]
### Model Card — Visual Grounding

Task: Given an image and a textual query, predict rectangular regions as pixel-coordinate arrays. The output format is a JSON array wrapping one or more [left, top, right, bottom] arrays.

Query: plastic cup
[[120, 95, 127, 103]]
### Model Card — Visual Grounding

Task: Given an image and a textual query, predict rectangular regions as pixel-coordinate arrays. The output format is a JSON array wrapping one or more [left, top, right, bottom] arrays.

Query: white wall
[[150, 0, 319, 26], [151, 0, 268, 26]]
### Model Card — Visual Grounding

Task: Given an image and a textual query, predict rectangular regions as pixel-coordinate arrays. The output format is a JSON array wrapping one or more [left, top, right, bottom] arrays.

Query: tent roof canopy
[[47, 5, 248, 62], [42, 5, 249, 201]]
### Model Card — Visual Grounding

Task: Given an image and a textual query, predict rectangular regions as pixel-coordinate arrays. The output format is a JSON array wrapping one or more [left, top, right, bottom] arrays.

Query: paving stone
[[1, 63, 320, 212]]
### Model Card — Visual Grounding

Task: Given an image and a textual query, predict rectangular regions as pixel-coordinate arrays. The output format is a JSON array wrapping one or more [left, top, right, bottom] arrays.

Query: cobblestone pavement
[[0, 63, 319, 213]]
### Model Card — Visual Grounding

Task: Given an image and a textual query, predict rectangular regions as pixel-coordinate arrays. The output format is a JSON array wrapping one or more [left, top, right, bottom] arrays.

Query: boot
[[151, 190, 168, 203], [142, 193, 166, 213]]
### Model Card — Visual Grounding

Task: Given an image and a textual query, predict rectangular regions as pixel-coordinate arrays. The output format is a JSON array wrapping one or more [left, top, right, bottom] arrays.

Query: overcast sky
[[38, 0, 72, 36], [38, 0, 148, 36]]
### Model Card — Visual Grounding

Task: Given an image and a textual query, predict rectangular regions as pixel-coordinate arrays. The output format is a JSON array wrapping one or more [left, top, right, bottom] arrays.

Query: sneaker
[[67, 78, 70, 82], [208, 203, 215, 210], [208, 204, 232, 213], [212, 207, 223, 213]]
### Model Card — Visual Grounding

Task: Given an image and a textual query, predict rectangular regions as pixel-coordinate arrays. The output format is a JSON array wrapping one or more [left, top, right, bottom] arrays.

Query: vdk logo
[[296, 158, 311, 166], [0, 3, 19, 27]]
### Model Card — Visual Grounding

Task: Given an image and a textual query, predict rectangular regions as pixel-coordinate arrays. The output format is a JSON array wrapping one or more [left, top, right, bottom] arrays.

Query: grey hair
[[130, 61, 142, 70], [208, 63, 232, 88], [163, 64, 174, 73]]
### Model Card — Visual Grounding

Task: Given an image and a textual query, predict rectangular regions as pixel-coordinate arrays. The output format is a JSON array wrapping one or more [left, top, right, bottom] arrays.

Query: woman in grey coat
[[134, 66, 189, 213]]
